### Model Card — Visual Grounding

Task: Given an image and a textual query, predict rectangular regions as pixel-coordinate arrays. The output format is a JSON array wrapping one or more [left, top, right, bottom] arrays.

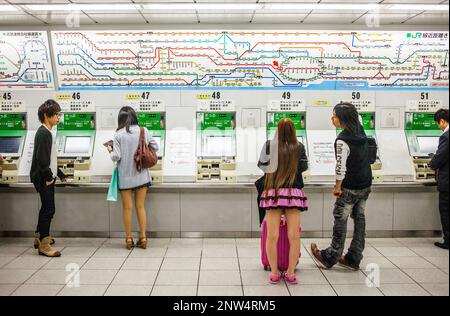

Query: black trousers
[[439, 191, 449, 245], [35, 182, 56, 240]]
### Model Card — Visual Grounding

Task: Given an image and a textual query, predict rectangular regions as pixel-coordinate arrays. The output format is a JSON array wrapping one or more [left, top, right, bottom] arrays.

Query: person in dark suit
[[430, 109, 449, 250]]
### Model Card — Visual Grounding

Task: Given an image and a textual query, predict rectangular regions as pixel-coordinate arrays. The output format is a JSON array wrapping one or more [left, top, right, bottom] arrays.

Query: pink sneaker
[[284, 273, 298, 285], [269, 272, 282, 284]]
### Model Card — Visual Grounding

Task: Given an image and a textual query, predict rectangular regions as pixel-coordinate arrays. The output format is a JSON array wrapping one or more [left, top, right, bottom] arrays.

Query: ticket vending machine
[[405, 101, 444, 181], [359, 111, 383, 182], [196, 105, 237, 183], [137, 111, 166, 183], [0, 100, 27, 183], [335, 98, 383, 182], [56, 100, 96, 183], [336, 111, 383, 182], [267, 112, 307, 146], [359, 112, 383, 182]]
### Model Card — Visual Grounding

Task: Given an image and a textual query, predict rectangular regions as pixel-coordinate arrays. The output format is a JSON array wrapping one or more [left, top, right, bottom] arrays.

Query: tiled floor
[[0, 237, 448, 296]]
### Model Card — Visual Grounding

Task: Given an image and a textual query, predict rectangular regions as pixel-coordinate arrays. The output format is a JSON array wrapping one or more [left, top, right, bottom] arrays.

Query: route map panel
[[51, 30, 449, 90], [0, 31, 54, 90]]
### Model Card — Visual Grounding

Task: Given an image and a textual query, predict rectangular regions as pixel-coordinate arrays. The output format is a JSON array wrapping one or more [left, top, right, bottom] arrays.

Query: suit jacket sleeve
[[430, 133, 449, 171]]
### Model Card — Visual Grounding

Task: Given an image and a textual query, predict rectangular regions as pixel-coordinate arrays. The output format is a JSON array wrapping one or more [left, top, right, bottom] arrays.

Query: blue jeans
[[321, 187, 371, 267]]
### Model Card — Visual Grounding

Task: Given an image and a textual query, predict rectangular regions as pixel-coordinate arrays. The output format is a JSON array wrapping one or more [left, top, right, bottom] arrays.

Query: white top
[[444, 125, 449, 134], [43, 125, 58, 178], [110, 125, 159, 190], [335, 139, 350, 181]]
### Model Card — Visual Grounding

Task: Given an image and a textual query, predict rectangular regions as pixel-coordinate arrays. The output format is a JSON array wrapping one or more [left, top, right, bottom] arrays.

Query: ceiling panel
[[199, 13, 254, 23], [311, 9, 369, 14], [382, 0, 446, 3], [1, 8, 25, 15], [196, 0, 257, 2], [140, 9, 199, 14], [135, 0, 194, 2], [7, 0, 70, 3], [353, 13, 417, 25], [32, 13, 96, 25], [73, 0, 133, 2], [0, 1, 448, 25], [405, 12, 450, 25], [375, 8, 447, 15], [259, 0, 319, 2], [88, 13, 147, 24], [143, 13, 199, 24], [303, 13, 360, 24], [83, 8, 141, 14], [252, 13, 308, 23], [0, 14, 44, 25], [320, 0, 379, 2]]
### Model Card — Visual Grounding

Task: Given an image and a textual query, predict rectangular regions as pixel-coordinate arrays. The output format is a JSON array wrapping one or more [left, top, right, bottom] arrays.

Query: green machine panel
[[137, 112, 166, 157], [405, 113, 440, 131], [137, 113, 165, 131], [197, 112, 236, 158], [267, 112, 308, 154], [58, 113, 96, 131], [0, 114, 27, 157], [267, 112, 306, 138], [267, 113, 306, 135], [0, 114, 27, 131], [199, 112, 235, 131]]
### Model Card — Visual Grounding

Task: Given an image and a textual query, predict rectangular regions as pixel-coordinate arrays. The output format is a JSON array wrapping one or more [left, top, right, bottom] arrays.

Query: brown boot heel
[[34, 233, 55, 249], [38, 237, 61, 257]]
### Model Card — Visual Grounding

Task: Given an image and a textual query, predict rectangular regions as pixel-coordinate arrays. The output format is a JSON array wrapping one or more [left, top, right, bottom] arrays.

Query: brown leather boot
[[38, 237, 61, 257], [34, 233, 55, 249]]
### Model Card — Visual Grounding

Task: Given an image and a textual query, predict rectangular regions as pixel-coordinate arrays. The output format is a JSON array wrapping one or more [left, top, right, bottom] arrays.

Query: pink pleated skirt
[[260, 188, 308, 212]]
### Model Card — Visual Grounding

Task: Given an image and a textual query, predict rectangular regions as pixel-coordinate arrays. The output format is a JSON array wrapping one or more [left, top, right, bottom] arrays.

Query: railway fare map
[[0, 31, 54, 90], [51, 31, 449, 90]]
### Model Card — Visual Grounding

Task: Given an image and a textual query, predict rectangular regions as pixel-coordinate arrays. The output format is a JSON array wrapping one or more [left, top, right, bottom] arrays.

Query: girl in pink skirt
[[257, 118, 309, 284]]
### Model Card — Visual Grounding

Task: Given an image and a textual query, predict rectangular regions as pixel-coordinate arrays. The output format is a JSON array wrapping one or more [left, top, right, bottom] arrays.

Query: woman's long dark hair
[[117, 106, 139, 133], [334, 102, 363, 134]]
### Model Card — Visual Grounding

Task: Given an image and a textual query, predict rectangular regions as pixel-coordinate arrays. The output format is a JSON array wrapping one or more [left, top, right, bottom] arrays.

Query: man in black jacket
[[30, 100, 66, 257], [430, 109, 449, 250]]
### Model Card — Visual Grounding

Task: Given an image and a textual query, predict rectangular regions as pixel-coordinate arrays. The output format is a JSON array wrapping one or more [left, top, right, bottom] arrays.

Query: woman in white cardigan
[[107, 106, 159, 250]]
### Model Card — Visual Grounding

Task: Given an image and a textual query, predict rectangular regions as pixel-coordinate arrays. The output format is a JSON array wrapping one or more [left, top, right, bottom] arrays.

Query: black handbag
[[255, 175, 266, 226]]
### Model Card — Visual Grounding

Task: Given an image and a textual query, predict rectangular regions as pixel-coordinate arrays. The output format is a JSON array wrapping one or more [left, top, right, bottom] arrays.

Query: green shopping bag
[[107, 168, 119, 202]]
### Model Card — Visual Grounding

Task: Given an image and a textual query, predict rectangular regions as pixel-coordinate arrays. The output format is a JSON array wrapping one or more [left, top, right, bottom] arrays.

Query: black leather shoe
[[338, 256, 360, 271], [434, 242, 449, 250]]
